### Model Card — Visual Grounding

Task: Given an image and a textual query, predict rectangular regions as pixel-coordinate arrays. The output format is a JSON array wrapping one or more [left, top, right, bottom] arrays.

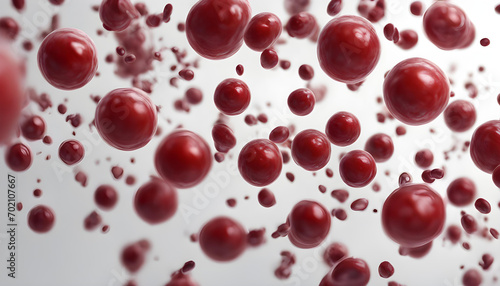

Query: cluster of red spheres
[[2, 0, 499, 285]]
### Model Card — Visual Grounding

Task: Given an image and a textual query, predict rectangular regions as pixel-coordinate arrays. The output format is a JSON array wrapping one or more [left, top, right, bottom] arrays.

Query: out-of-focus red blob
[[383, 58, 449, 125], [99, 0, 140, 31], [339, 150, 376, 188], [364, 133, 394, 162], [288, 200, 331, 248], [382, 184, 445, 247], [238, 139, 282, 187], [95, 88, 157, 151], [94, 185, 118, 210], [244, 12, 282, 52], [21, 115, 45, 141], [396, 30, 418, 50], [58, 140, 84, 165], [285, 12, 317, 39], [291, 129, 331, 171], [357, 0, 385, 23], [134, 178, 178, 224], [318, 15, 380, 84], [320, 257, 371, 286], [447, 177, 476, 207], [28, 205, 55, 233], [38, 28, 98, 90], [212, 124, 236, 153], [470, 120, 500, 173], [155, 130, 212, 189], [186, 0, 251, 59], [199, 216, 247, 261], [423, 2, 475, 50], [444, 100, 476, 132], [121, 240, 150, 273]]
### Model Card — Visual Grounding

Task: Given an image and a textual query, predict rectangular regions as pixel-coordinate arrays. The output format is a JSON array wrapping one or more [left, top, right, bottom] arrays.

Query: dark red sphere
[[339, 150, 376, 188], [99, 0, 140, 31], [318, 15, 380, 84], [383, 58, 449, 125], [155, 130, 212, 189], [382, 183, 445, 247], [470, 120, 500, 173], [443, 100, 476, 132], [58, 140, 84, 165], [38, 28, 98, 90], [186, 0, 251, 59], [364, 133, 394, 162], [199, 216, 247, 261], [288, 200, 331, 248], [325, 112, 361, 147], [291, 129, 331, 171], [287, 88, 316, 116], [134, 178, 178, 224], [447, 177, 476, 207], [5, 143, 32, 172], [28, 205, 55, 233], [320, 257, 371, 286], [238, 139, 282, 187], [21, 115, 45, 141], [214, 78, 251, 116], [244, 12, 282, 52]]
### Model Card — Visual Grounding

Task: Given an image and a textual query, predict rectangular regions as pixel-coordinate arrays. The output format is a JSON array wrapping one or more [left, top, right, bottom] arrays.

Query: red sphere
[[320, 257, 371, 286], [288, 200, 331, 248], [364, 133, 394, 162], [470, 120, 500, 173], [134, 178, 178, 224], [423, 2, 475, 50], [58, 140, 84, 165], [382, 183, 445, 247], [5, 143, 32, 172], [186, 0, 251, 59], [0, 45, 24, 143], [28, 205, 55, 233], [383, 58, 449, 125], [447, 177, 476, 207], [21, 115, 46, 141], [318, 15, 380, 84], [339, 150, 376, 188], [94, 185, 118, 210], [95, 88, 158, 151], [99, 0, 140, 31], [291, 129, 331, 171], [444, 100, 476, 132], [38, 28, 98, 90], [238, 139, 282, 187], [212, 124, 237, 153], [155, 130, 212, 189], [244, 12, 282, 52], [199, 216, 247, 261], [287, 88, 316, 116], [325, 112, 361, 147], [285, 12, 317, 39], [214, 78, 251, 116]]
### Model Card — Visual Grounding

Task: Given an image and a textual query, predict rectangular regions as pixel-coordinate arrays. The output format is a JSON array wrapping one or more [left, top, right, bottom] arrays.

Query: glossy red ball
[[214, 78, 251, 116], [470, 120, 500, 173], [99, 0, 140, 31], [288, 200, 331, 248], [238, 139, 282, 187], [5, 143, 32, 172], [444, 100, 476, 132], [244, 12, 282, 52], [291, 129, 331, 171], [134, 178, 178, 224], [58, 140, 84, 165], [339, 150, 376, 188], [199, 216, 247, 261], [28, 205, 55, 233], [325, 112, 361, 147], [287, 88, 316, 116], [383, 58, 449, 125], [364, 133, 394, 162], [320, 257, 371, 286], [447, 177, 476, 207]]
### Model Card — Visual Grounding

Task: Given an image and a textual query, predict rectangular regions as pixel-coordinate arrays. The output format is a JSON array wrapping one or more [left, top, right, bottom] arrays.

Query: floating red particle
[[291, 129, 331, 171], [99, 0, 140, 31], [199, 216, 247, 261], [287, 200, 331, 248], [134, 178, 178, 224], [339, 150, 376, 188], [244, 12, 282, 52], [320, 257, 371, 286], [238, 139, 282, 186], [470, 120, 500, 173], [28, 205, 55, 233]]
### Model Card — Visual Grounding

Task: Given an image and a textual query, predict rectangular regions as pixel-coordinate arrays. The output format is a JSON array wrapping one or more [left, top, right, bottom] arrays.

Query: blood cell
[[260, 49, 279, 69], [244, 12, 282, 52], [396, 30, 418, 50], [383, 58, 450, 125], [291, 129, 331, 171], [5, 143, 32, 172], [285, 12, 317, 39], [357, 0, 385, 23], [121, 240, 150, 273], [415, 149, 433, 168], [155, 130, 212, 189], [0, 17, 19, 40], [185, 87, 203, 104], [99, 0, 140, 31], [287, 88, 316, 116], [134, 178, 178, 224], [186, 0, 251, 59], [212, 124, 236, 153], [323, 242, 348, 266], [461, 214, 477, 234], [423, 2, 475, 50], [378, 261, 394, 278], [470, 120, 500, 173], [238, 139, 282, 186], [199, 216, 247, 261], [28, 205, 55, 233], [94, 185, 118, 210], [38, 28, 98, 90], [327, 0, 342, 16], [320, 257, 371, 286], [364, 133, 394, 162], [318, 15, 380, 84], [214, 78, 251, 116], [399, 241, 432, 258], [339, 150, 376, 188], [95, 88, 158, 151], [258, 188, 276, 208], [58, 140, 84, 165], [325, 112, 361, 147], [269, 126, 290, 144], [443, 100, 476, 132], [382, 184, 445, 247], [21, 116, 46, 141], [287, 200, 331, 248]]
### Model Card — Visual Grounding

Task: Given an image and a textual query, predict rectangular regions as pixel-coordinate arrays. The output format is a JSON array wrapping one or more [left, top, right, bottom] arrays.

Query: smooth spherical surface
[[287, 88, 316, 116], [28, 205, 55, 233], [415, 149, 434, 168], [95, 88, 158, 151], [99, 0, 139, 31], [94, 185, 118, 210], [320, 257, 371, 286], [444, 100, 476, 132], [244, 12, 282, 51], [134, 178, 178, 224], [5, 143, 32, 172], [364, 133, 394, 162], [339, 150, 376, 188], [238, 139, 282, 187], [470, 120, 500, 173], [214, 78, 251, 116], [199, 216, 247, 261], [58, 140, 84, 165], [288, 200, 331, 248], [382, 183, 445, 247], [383, 58, 449, 125], [21, 115, 45, 141], [186, 0, 251, 59], [447, 177, 476, 207], [38, 28, 98, 90], [155, 130, 212, 189], [212, 124, 237, 153], [318, 15, 380, 84], [291, 129, 331, 171], [423, 2, 475, 50], [325, 112, 361, 147], [285, 12, 317, 39]]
